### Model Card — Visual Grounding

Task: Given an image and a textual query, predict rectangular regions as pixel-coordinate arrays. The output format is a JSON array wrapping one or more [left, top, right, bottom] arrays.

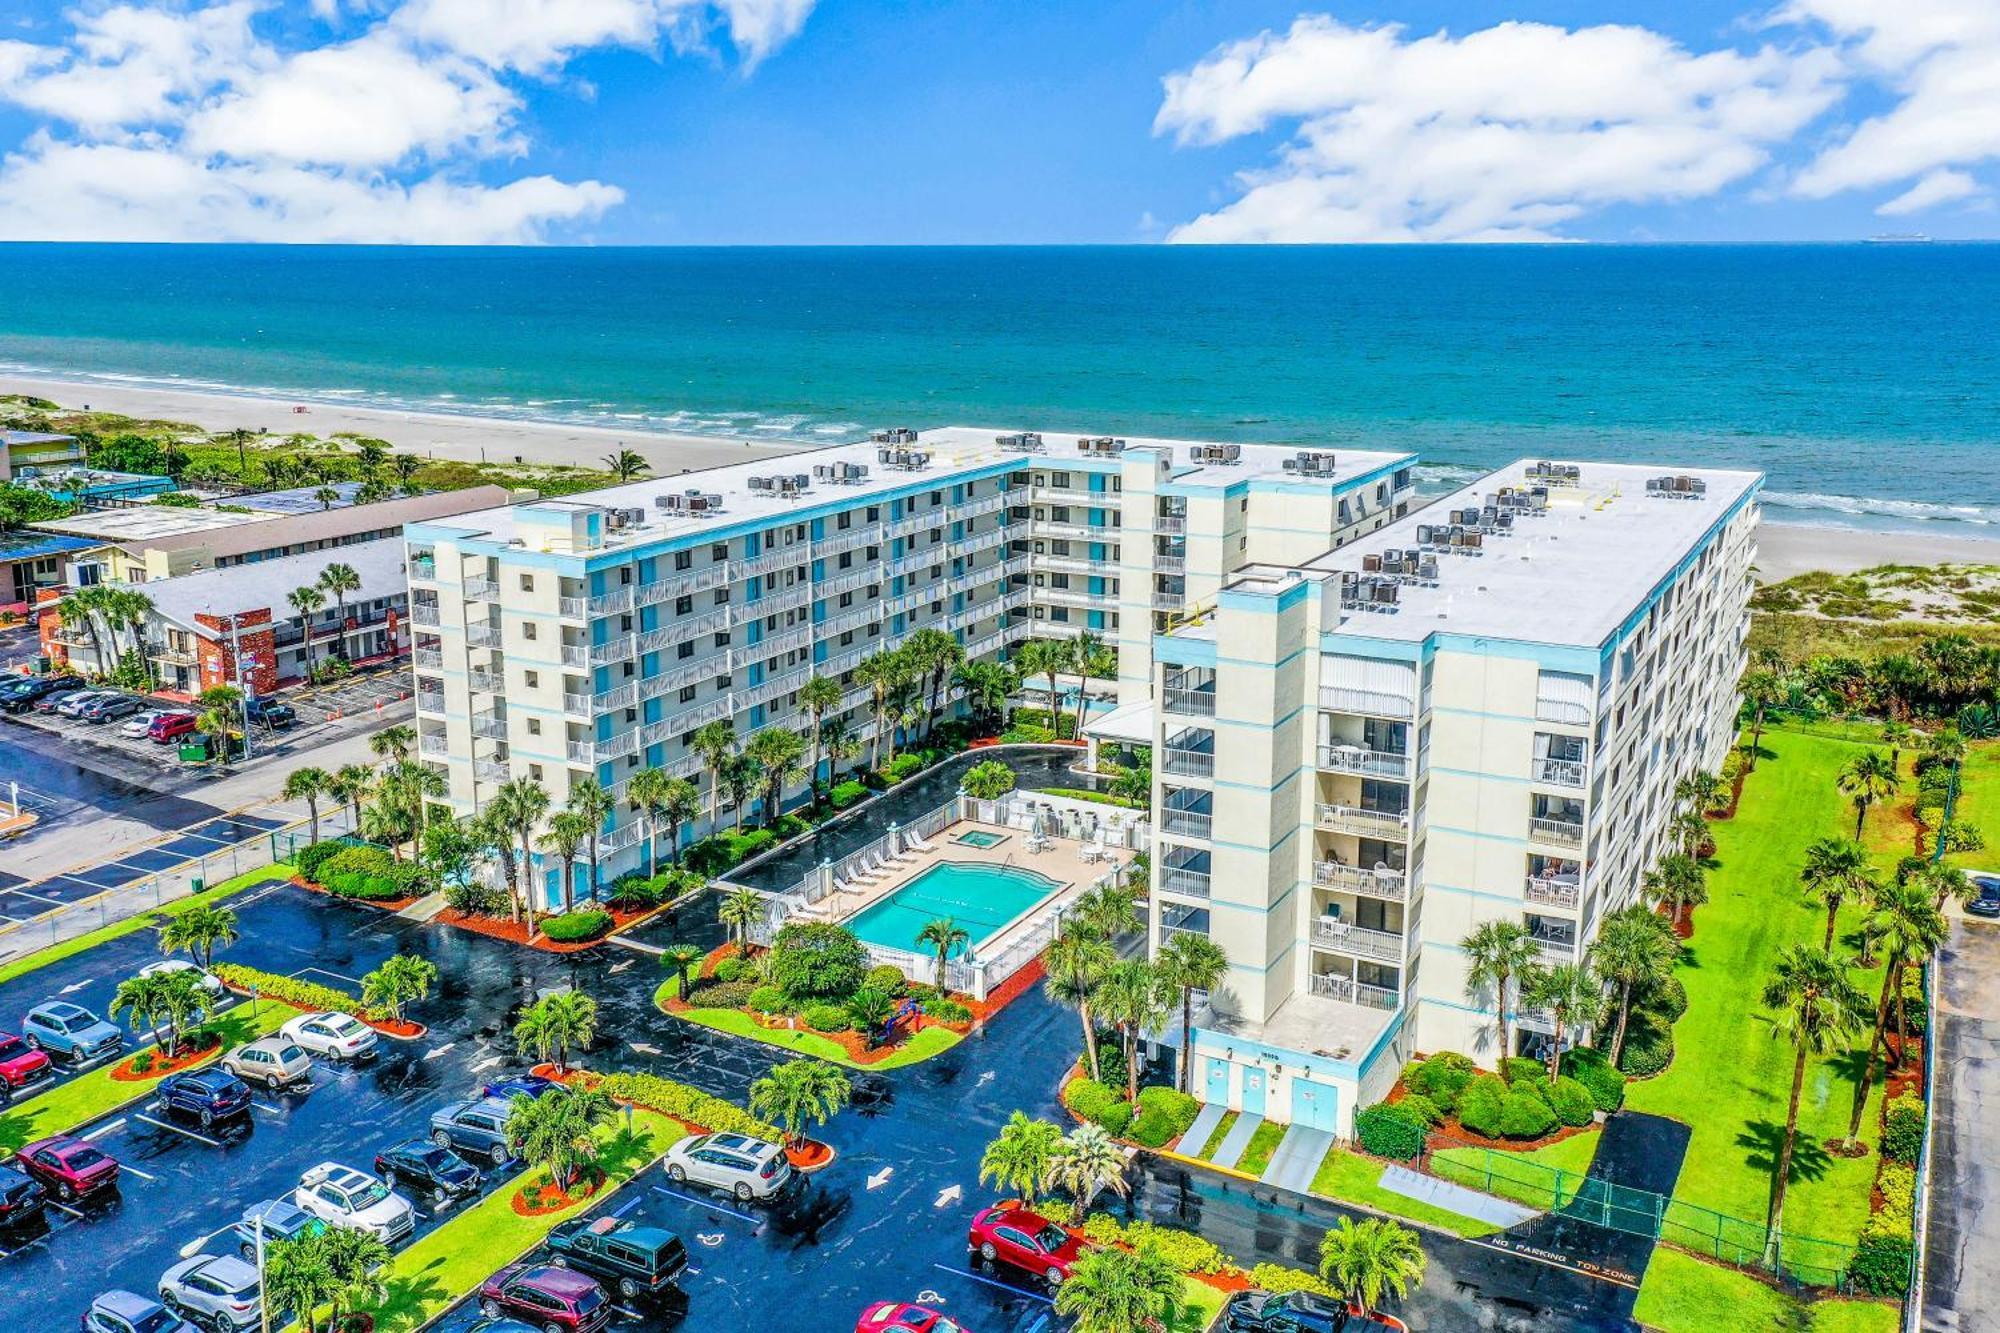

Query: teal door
[[1203, 1058, 1231, 1105], [1241, 1067, 1267, 1117], [1292, 1078, 1339, 1132]]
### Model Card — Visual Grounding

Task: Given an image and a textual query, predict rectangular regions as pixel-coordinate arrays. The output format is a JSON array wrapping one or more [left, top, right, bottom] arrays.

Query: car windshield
[[63, 1146, 107, 1171], [329, 1016, 363, 1035], [0, 1036, 24, 1058], [417, 1148, 452, 1168], [132, 1310, 182, 1333], [572, 1286, 606, 1312], [276, 1044, 305, 1062], [1029, 1223, 1068, 1252], [349, 1180, 390, 1208]]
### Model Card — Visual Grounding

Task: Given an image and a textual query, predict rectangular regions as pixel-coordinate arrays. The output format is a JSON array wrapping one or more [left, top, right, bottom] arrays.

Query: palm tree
[[820, 714, 862, 784], [389, 453, 423, 493], [602, 448, 649, 481], [952, 659, 1012, 733], [1317, 1217, 1427, 1317], [195, 684, 244, 771], [319, 1226, 391, 1332], [160, 902, 240, 971], [1015, 637, 1063, 715], [287, 585, 326, 682], [513, 991, 599, 1075], [1799, 837, 1874, 950], [1460, 920, 1540, 1074], [370, 724, 417, 762], [109, 973, 167, 1054], [1845, 880, 1946, 1145], [661, 943, 704, 1000], [979, 1111, 1062, 1208], [1156, 933, 1229, 1094], [1739, 668, 1786, 771], [1881, 719, 1916, 773], [1523, 963, 1601, 1084], [54, 591, 107, 675], [1098, 959, 1170, 1104], [884, 682, 924, 767], [1044, 928, 1115, 1082], [265, 1230, 344, 1333], [317, 562, 361, 659], [691, 720, 737, 834], [1054, 1244, 1183, 1333], [329, 763, 375, 832], [360, 953, 437, 1024], [312, 486, 338, 511], [916, 916, 970, 990], [1643, 852, 1709, 929], [628, 767, 674, 878], [539, 811, 592, 914], [1047, 1122, 1129, 1224], [379, 759, 446, 860], [1837, 750, 1900, 841], [748, 1058, 852, 1147], [1921, 861, 1976, 915], [1067, 632, 1108, 737], [1071, 879, 1141, 941], [150, 968, 214, 1058], [722, 753, 762, 831], [1073, 639, 1114, 739], [494, 775, 551, 925], [798, 675, 844, 806], [283, 766, 333, 845], [1673, 769, 1728, 819], [718, 887, 765, 957], [1587, 908, 1679, 1068], [509, 1083, 617, 1190], [745, 727, 806, 825], [1761, 944, 1868, 1237], [905, 627, 964, 739], [853, 648, 903, 774], [566, 777, 615, 902], [657, 775, 701, 870]]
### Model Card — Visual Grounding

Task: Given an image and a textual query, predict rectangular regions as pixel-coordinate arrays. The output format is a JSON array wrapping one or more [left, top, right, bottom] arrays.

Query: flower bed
[[553, 1067, 782, 1141], [435, 901, 658, 953], [512, 1169, 606, 1217], [785, 1140, 836, 1171], [212, 963, 427, 1040], [108, 1031, 222, 1082]]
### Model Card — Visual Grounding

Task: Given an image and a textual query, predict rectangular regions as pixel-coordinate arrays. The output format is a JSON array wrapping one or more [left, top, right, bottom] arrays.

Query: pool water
[[952, 830, 1009, 849], [843, 861, 1064, 958]]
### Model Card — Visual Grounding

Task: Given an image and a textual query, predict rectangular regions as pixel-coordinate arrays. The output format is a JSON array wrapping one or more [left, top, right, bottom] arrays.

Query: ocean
[[1, 243, 1996, 534]]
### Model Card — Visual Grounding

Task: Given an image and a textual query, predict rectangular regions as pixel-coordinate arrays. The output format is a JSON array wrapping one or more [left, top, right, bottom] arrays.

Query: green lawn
[[1195, 1110, 1239, 1161], [1431, 1129, 1602, 1211], [1623, 725, 1888, 1253], [0, 864, 290, 986], [1633, 1247, 1898, 1333], [357, 1107, 687, 1333], [1235, 1120, 1286, 1177], [0, 999, 291, 1153], [1176, 1276, 1228, 1332], [1307, 1149, 1502, 1239], [669, 1004, 963, 1070]]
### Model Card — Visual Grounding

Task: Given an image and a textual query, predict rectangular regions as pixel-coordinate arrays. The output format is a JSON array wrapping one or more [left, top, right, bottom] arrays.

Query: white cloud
[[1875, 167, 1980, 214], [1156, 16, 1843, 243], [0, 2, 266, 133], [394, 0, 814, 74]]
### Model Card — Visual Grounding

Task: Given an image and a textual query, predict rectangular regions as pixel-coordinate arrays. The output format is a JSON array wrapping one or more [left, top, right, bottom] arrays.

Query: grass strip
[[1196, 1110, 1238, 1161], [1632, 1247, 1897, 1333], [1430, 1130, 1603, 1211], [668, 1004, 962, 1070], [356, 1107, 688, 1333], [1235, 1120, 1287, 1178], [0, 864, 291, 986], [1307, 1149, 1502, 1240], [0, 999, 291, 1153], [1175, 1276, 1228, 1332]]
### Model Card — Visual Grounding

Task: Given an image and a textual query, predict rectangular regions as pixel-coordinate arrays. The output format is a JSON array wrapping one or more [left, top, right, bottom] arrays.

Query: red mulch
[[222, 987, 424, 1040], [967, 955, 1046, 1022], [785, 1140, 834, 1170], [290, 876, 422, 913], [512, 1170, 606, 1216], [662, 1000, 971, 1065], [433, 903, 663, 953], [109, 1037, 221, 1082]]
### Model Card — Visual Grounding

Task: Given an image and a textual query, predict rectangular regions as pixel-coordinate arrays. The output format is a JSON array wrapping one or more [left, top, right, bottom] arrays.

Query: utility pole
[[225, 614, 254, 762]]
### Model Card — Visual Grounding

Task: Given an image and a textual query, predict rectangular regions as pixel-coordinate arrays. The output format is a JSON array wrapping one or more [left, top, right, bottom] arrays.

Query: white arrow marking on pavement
[[58, 981, 92, 995], [471, 1056, 501, 1074], [628, 1042, 660, 1056], [867, 1167, 894, 1190], [934, 1185, 962, 1209], [976, 1071, 995, 1087], [423, 1043, 455, 1061], [610, 960, 633, 974]]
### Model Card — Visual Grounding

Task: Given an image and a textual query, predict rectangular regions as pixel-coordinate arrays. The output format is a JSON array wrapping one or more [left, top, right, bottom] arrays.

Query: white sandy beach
[[8, 372, 1999, 581]]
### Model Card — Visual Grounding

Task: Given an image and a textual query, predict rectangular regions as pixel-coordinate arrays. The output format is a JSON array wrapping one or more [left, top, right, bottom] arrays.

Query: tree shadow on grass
[[357, 1259, 449, 1333], [1734, 1119, 1835, 1188], [597, 1124, 666, 1179]]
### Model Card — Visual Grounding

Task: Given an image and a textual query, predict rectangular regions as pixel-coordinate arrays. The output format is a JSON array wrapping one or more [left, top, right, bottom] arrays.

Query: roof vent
[[655, 490, 725, 517], [1281, 450, 1339, 477], [1076, 436, 1127, 457], [877, 447, 932, 471], [997, 432, 1045, 453], [1644, 474, 1708, 500], [812, 462, 871, 485], [1188, 443, 1243, 466], [747, 473, 813, 498], [871, 427, 920, 445]]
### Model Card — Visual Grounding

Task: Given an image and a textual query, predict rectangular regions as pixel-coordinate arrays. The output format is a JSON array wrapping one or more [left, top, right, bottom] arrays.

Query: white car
[[293, 1163, 414, 1243], [137, 959, 226, 997], [122, 709, 188, 738], [280, 1011, 378, 1061]]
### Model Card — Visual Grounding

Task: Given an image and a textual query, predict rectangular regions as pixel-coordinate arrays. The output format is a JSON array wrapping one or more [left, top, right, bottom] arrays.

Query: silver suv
[[159, 1254, 261, 1331], [221, 1037, 313, 1090], [662, 1131, 792, 1201]]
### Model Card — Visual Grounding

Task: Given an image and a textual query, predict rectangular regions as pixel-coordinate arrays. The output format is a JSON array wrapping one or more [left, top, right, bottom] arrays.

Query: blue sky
[[0, 0, 1992, 243]]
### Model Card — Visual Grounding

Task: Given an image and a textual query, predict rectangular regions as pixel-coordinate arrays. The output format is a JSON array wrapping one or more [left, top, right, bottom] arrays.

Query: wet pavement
[[1923, 911, 2000, 1332]]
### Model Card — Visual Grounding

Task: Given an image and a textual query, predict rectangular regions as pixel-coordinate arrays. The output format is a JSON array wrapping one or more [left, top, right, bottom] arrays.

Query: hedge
[[863, 965, 907, 996], [1064, 1077, 1133, 1138], [213, 963, 377, 1021], [1560, 1046, 1627, 1112], [1077, 1215, 1233, 1276], [1872, 1163, 1916, 1235], [296, 838, 368, 883], [1847, 1232, 1912, 1296], [800, 1002, 850, 1033], [828, 780, 870, 810], [1549, 1076, 1597, 1128], [1403, 1052, 1475, 1112], [1881, 1095, 1925, 1165], [1457, 1074, 1508, 1138], [1498, 1087, 1558, 1139], [1250, 1264, 1337, 1298], [746, 985, 789, 1015], [923, 996, 973, 1024], [685, 828, 778, 877], [1354, 1102, 1426, 1161], [712, 958, 750, 984], [1130, 1086, 1200, 1148], [541, 910, 613, 943], [886, 753, 925, 782], [592, 1071, 781, 1140]]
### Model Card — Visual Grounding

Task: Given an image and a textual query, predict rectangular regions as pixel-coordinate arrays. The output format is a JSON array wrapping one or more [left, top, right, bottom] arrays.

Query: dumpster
[[178, 740, 211, 763]]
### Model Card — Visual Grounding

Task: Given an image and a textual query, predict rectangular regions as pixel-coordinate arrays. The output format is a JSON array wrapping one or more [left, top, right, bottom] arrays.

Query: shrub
[[593, 1070, 781, 1140], [605, 875, 671, 910], [828, 780, 869, 810], [1405, 1053, 1476, 1112], [1064, 1078, 1133, 1137], [1561, 1046, 1627, 1112], [1457, 1074, 1508, 1138], [923, 996, 973, 1024], [1395, 1093, 1442, 1126], [687, 979, 757, 1009], [863, 965, 908, 997], [213, 964, 377, 1022], [962, 760, 1017, 801], [1549, 1076, 1597, 1128], [1651, 974, 1689, 1022], [886, 753, 925, 783], [317, 845, 396, 881], [131, 1051, 155, 1074], [1123, 1220, 1232, 1275], [1093, 1040, 1129, 1096], [1498, 1088, 1559, 1139], [800, 1002, 850, 1033], [540, 910, 614, 943], [1250, 1264, 1337, 1298], [1618, 1020, 1675, 1078], [1900, 971, 1929, 1037], [443, 879, 511, 916], [1847, 1231, 1913, 1296], [1131, 1086, 1201, 1147], [769, 922, 868, 1002], [1500, 1057, 1546, 1087], [1874, 1163, 1917, 1232], [684, 828, 778, 877], [1009, 707, 1077, 739], [711, 957, 749, 984], [1354, 1102, 1426, 1161], [295, 839, 362, 883], [745, 985, 788, 1015], [1881, 1095, 1925, 1164]]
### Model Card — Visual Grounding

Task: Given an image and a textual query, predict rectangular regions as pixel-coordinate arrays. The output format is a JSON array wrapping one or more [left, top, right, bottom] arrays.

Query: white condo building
[[1148, 460, 1761, 1136], [404, 428, 1415, 908]]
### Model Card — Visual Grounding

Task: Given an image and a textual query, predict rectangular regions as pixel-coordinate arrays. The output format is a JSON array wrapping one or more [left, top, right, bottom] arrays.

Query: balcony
[[1033, 554, 1118, 577], [412, 647, 444, 670], [1532, 756, 1588, 789], [590, 636, 634, 666], [562, 691, 594, 717], [471, 712, 507, 740], [639, 564, 733, 606], [1319, 686, 1414, 719], [464, 577, 499, 604], [419, 733, 449, 757], [1525, 877, 1582, 911], [1532, 934, 1577, 964], [558, 596, 588, 621], [558, 644, 588, 669], [1312, 919, 1406, 962], [1152, 590, 1186, 611], [150, 644, 199, 666], [759, 624, 814, 658], [410, 557, 437, 583], [1317, 744, 1412, 780], [661, 606, 732, 647], [411, 603, 441, 628], [1535, 698, 1592, 727], [1160, 867, 1211, 898], [678, 694, 735, 730], [1529, 817, 1585, 849], [594, 681, 638, 712], [1314, 861, 1409, 902], [757, 582, 814, 617], [589, 586, 635, 617], [1154, 553, 1186, 573], [466, 622, 501, 648], [1161, 809, 1213, 839], [1316, 803, 1410, 838], [1036, 585, 1099, 609], [742, 547, 804, 580], [468, 668, 502, 693], [815, 525, 887, 558], [416, 690, 446, 715], [960, 493, 1009, 519], [1156, 515, 1186, 535], [1033, 485, 1105, 506], [1161, 747, 1215, 779], [815, 567, 880, 600], [1309, 973, 1401, 1010], [1161, 687, 1216, 717], [1031, 519, 1099, 542], [820, 605, 881, 639]]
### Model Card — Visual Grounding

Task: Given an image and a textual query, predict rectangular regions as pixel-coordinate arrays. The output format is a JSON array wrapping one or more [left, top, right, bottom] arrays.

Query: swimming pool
[[843, 861, 1065, 958]]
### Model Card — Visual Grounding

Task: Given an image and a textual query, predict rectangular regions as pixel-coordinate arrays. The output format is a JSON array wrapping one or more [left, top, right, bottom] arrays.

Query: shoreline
[[7, 372, 1998, 582]]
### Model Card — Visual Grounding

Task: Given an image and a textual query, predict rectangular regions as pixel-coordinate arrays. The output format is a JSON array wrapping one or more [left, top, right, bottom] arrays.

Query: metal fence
[[1430, 1147, 1861, 1291], [1906, 960, 1940, 1330]]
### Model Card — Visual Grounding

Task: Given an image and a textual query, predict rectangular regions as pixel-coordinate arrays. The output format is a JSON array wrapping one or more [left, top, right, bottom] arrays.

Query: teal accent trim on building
[[1317, 632, 1422, 663], [1421, 880, 1543, 907], [1430, 635, 1601, 674], [1422, 824, 1530, 847], [1155, 635, 1217, 669]]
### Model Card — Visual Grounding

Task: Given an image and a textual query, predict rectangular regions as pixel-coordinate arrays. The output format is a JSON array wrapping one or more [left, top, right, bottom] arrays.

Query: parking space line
[[136, 1113, 221, 1147], [119, 1164, 158, 1181], [5, 887, 70, 908], [930, 1262, 1055, 1304], [250, 1100, 286, 1117], [48, 1201, 83, 1219], [648, 1185, 762, 1223], [82, 1118, 126, 1140]]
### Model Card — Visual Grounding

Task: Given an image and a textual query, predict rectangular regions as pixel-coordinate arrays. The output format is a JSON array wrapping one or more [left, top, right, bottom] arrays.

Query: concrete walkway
[[1210, 1111, 1264, 1171], [1181, 1101, 1228, 1156], [1380, 1164, 1536, 1229], [1261, 1124, 1334, 1194]]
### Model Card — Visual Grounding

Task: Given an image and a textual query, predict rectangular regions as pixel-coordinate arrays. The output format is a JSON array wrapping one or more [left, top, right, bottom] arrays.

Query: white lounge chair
[[846, 858, 880, 883], [905, 831, 937, 853]]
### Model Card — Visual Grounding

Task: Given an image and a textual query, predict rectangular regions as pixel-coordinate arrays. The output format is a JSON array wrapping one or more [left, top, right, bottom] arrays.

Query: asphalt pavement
[[1923, 909, 2000, 1333]]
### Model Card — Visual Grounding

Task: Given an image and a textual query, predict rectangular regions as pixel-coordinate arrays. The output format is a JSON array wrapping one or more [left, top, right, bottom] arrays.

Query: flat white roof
[[1214, 458, 1761, 649], [144, 537, 408, 629], [33, 506, 279, 542]]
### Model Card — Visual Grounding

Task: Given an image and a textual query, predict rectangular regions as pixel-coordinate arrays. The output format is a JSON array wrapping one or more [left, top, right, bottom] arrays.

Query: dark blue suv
[[157, 1068, 252, 1128]]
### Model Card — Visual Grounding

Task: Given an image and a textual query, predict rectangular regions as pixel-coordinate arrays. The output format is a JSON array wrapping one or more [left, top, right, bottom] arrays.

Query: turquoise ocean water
[[1, 243, 1995, 533]]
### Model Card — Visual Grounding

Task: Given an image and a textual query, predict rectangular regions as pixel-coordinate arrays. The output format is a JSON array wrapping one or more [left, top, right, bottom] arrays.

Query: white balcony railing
[[1161, 748, 1215, 779], [589, 586, 634, 616], [1160, 867, 1211, 898], [1316, 803, 1410, 838], [1154, 553, 1186, 573], [814, 525, 887, 558], [471, 713, 507, 740], [1309, 973, 1401, 1010], [1532, 757, 1588, 789], [563, 692, 594, 717], [467, 668, 502, 693], [1162, 687, 1216, 717], [416, 691, 446, 715], [1525, 877, 1582, 911], [1317, 744, 1413, 780], [560, 644, 588, 668], [1155, 515, 1186, 535], [1319, 686, 1415, 719], [1314, 861, 1409, 902], [1529, 817, 1585, 848], [1533, 935, 1577, 963], [418, 733, 449, 757], [411, 603, 441, 628], [594, 681, 638, 712], [473, 758, 511, 784], [1161, 809, 1213, 839], [1311, 918, 1406, 962], [412, 648, 443, 670], [1151, 591, 1186, 611], [466, 622, 501, 648], [558, 596, 588, 621], [590, 636, 633, 666], [1535, 699, 1592, 727], [463, 577, 499, 603]]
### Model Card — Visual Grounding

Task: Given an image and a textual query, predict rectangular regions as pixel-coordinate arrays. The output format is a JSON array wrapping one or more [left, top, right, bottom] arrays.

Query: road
[[1923, 907, 2000, 1333]]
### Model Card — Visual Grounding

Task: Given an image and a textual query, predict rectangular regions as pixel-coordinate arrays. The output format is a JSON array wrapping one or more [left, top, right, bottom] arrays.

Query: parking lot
[[0, 809, 289, 923], [286, 667, 416, 726]]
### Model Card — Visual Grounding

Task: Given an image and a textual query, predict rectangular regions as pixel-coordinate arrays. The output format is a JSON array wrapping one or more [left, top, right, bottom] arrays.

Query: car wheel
[[265, 1073, 282, 1090], [548, 1253, 568, 1268], [240, 1242, 257, 1262], [543, 1322, 562, 1333], [433, 1129, 453, 1149], [431, 1186, 449, 1206], [56, 1181, 74, 1202], [978, 1241, 998, 1263], [23, 1036, 38, 1051], [667, 1164, 686, 1183], [479, 1299, 503, 1320], [1045, 1267, 1064, 1291], [618, 1277, 639, 1299], [198, 1109, 214, 1129], [491, 1144, 509, 1166], [734, 1182, 753, 1202]]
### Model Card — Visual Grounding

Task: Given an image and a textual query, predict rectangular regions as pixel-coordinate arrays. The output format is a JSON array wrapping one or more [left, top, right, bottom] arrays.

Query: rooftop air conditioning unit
[[871, 428, 919, 445], [997, 432, 1045, 452]]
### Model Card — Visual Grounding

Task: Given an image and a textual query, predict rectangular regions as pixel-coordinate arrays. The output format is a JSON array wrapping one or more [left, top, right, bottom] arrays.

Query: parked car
[[158, 1254, 261, 1332], [0, 1031, 53, 1089], [1967, 875, 2000, 919], [966, 1205, 1086, 1288], [0, 675, 83, 713], [221, 1036, 313, 1090], [157, 1067, 253, 1128], [230, 1198, 326, 1261], [51, 689, 114, 717], [857, 1304, 970, 1333], [466, 1322, 540, 1333], [79, 694, 144, 723], [244, 698, 297, 730], [80, 1290, 188, 1333], [0, 1163, 47, 1227], [122, 709, 189, 738], [661, 1131, 792, 1202], [431, 1096, 519, 1166], [545, 1215, 688, 1299], [137, 959, 227, 998], [23, 1001, 124, 1062], [18, 1134, 120, 1201], [1221, 1289, 1409, 1333], [373, 1139, 480, 1205], [279, 1011, 378, 1061], [150, 712, 201, 744], [292, 1163, 414, 1243], [476, 1263, 612, 1333], [482, 1074, 559, 1102]]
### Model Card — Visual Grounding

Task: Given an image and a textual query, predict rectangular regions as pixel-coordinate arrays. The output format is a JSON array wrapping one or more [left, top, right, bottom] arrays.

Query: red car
[[0, 1033, 52, 1090], [150, 713, 200, 743], [967, 1205, 1087, 1288], [476, 1263, 611, 1332], [858, 1303, 971, 1333], [17, 1134, 119, 1201]]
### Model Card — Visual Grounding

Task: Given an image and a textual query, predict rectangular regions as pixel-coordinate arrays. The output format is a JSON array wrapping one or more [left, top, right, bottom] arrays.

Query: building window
[[711, 544, 728, 561], [524, 671, 538, 687], [713, 589, 728, 606], [523, 623, 537, 641], [519, 574, 534, 591], [676, 596, 692, 615], [527, 718, 541, 735], [530, 764, 543, 781], [675, 550, 693, 570], [679, 685, 697, 703], [677, 641, 694, 659]]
